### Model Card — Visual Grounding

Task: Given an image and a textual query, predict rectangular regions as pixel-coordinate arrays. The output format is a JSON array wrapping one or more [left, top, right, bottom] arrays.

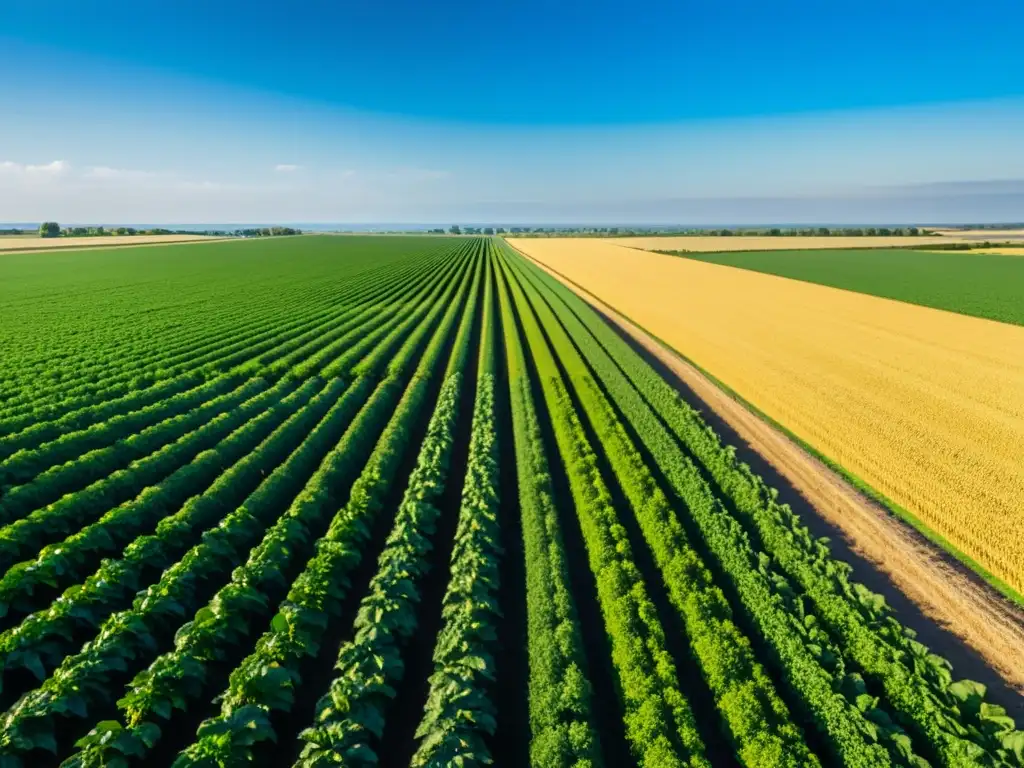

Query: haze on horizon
[[2, 0, 1022, 225]]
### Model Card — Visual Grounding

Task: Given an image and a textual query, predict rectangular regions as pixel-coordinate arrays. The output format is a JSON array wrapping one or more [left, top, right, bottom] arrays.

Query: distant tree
[[907, 227, 920, 236], [608, 227, 619, 235], [483, 227, 494, 235], [817, 227, 831, 236], [769, 228, 782, 236], [718, 229, 734, 236], [496, 227, 506, 234], [38, 221, 61, 238], [449, 225, 461, 235]]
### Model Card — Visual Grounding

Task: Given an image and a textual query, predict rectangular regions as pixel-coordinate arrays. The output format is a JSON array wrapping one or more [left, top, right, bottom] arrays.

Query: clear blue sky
[[2, 0, 1023, 224]]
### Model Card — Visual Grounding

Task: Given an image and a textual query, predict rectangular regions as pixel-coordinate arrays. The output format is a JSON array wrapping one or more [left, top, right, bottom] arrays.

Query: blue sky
[[2, 0, 1023, 224]]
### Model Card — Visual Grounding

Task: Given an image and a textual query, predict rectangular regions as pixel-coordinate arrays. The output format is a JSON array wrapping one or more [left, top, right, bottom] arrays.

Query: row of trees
[[501, 225, 926, 237], [36, 223, 301, 239], [444, 226, 507, 235], [712, 226, 922, 237]]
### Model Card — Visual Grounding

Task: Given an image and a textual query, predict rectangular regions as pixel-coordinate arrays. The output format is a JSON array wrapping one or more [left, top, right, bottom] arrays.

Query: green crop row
[[411, 256, 501, 766], [498, 254, 709, 768], [494, 251, 602, 768], [294, 281, 481, 764]]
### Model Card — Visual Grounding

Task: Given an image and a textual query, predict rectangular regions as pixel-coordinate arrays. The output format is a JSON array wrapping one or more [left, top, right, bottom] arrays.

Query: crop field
[[0, 235, 1021, 768], [0, 234, 221, 252], [510, 238, 1024, 601], [948, 248, 1024, 256], [929, 230, 1024, 242], [654, 247, 1024, 325], [600, 235, 964, 252]]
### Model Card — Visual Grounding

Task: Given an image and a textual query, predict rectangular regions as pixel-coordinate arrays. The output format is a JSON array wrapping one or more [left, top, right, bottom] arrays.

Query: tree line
[[501, 225, 925, 237], [36, 223, 302, 239]]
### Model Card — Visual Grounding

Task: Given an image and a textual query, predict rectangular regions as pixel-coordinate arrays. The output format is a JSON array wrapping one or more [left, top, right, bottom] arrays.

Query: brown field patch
[[509, 237, 1024, 599]]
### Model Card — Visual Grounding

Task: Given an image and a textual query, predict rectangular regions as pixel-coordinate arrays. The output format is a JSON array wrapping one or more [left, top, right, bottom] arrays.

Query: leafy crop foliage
[[0, 236, 1018, 768]]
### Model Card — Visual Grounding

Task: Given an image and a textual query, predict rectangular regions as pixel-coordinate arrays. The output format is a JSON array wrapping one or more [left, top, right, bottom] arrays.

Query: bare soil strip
[[520, 249, 1024, 715]]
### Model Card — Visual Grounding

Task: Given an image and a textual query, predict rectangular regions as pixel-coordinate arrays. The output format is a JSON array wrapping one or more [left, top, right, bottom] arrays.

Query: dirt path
[[520, 250, 1024, 714]]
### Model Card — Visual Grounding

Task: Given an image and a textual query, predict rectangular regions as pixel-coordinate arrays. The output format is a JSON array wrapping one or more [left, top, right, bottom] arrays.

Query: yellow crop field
[[509, 238, 1024, 594], [0, 234, 220, 252], [599, 235, 963, 252], [943, 248, 1024, 256], [930, 229, 1024, 239]]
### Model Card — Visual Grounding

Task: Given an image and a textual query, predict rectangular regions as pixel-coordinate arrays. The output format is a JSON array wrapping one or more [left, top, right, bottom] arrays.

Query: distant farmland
[[660, 247, 1024, 326], [0, 233, 222, 252], [603, 234, 965, 251], [0, 236, 1021, 767]]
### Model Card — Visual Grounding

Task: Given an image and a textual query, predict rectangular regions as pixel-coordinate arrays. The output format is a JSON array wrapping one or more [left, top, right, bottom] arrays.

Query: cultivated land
[[521, 251, 1024, 693], [0, 234, 220, 252], [603, 235, 964, 251], [661, 248, 1024, 326], [509, 238, 1024, 601], [949, 247, 1024, 256], [1, 235, 1022, 767], [931, 229, 1024, 241]]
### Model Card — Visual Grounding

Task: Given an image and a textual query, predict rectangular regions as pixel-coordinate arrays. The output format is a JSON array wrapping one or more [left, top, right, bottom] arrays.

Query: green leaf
[[271, 612, 289, 633]]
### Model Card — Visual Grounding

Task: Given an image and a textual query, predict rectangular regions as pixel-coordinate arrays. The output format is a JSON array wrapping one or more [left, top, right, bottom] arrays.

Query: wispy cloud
[[0, 159, 70, 176], [274, 164, 300, 172], [84, 165, 160, 181]]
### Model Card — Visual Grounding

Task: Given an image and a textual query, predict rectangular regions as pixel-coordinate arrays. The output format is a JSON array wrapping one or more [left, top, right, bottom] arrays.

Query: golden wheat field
[[601, 235, 963, 252], [509, 237, 1024, 594], [930, 229, 1024, 240], [944, 248, 1024, 256], [0, 234, 219, 252]]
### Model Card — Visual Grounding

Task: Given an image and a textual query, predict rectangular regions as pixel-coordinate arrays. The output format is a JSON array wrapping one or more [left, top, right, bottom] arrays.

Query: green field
[[0, 235, 1019, 767], [659, 248, 1024, 325]]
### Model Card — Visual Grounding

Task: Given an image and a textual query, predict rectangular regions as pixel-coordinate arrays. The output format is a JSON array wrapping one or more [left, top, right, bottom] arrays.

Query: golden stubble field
[[509, 238, 1024, 595], [944, 248, 1024, 256], [0, 234, 220, 252], [601, 235, 963, 252]]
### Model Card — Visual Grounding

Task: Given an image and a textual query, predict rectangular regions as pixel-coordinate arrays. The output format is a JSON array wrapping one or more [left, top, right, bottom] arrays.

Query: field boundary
[[507, 240, 1024, 698]]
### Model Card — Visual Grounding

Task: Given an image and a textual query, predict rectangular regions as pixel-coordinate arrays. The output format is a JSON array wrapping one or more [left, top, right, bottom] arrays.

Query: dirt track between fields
[[519, 249, 1024, 714]]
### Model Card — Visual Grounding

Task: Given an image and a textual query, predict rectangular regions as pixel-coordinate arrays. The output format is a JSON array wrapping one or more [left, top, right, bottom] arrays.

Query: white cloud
[[26, 160, 69, 175], [85, 165, 149, 179], [274, 164, 300, 172], [0, 159, 70, 175]]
